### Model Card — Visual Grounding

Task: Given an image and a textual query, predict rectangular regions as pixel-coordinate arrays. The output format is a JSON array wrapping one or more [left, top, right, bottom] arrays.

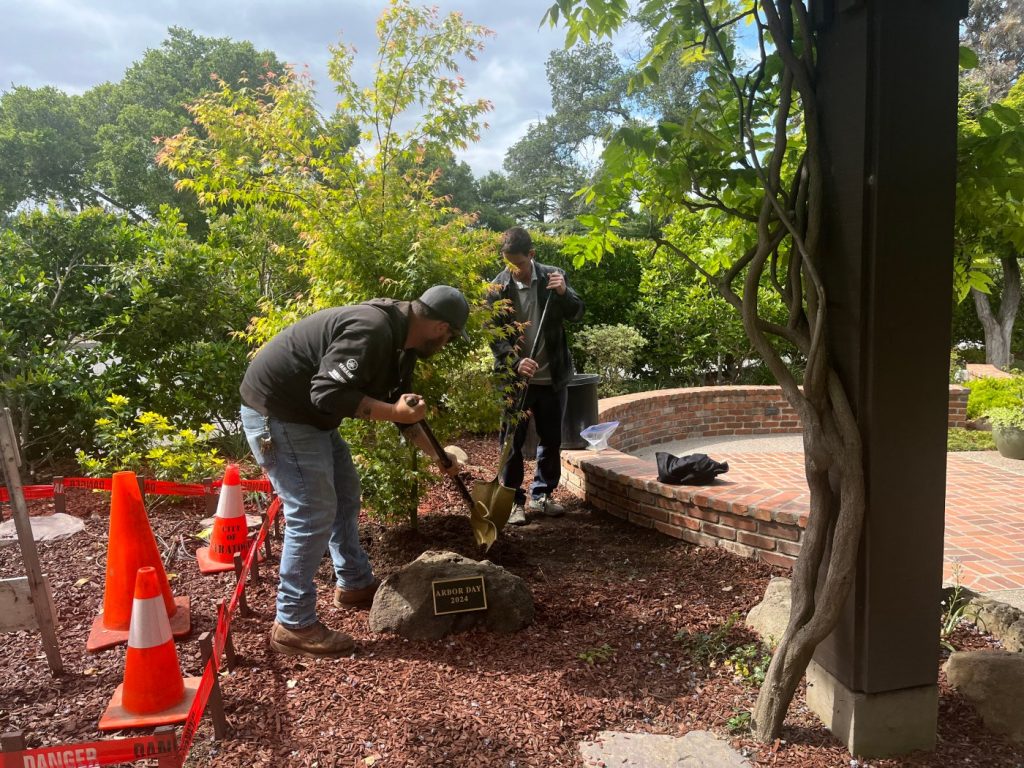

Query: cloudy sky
[[0, 0, 580, 175]]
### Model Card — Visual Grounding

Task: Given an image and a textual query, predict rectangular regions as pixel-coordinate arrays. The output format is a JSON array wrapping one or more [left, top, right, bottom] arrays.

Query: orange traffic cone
[[196, 463, 262, 574], [99, 567, 201, 730], [87, 471, 191, 652]]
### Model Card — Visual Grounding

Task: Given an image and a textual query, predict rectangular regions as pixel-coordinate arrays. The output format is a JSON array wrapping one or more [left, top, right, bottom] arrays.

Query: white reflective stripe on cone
[[128, 595, 173, 649], [215, 482, 244, 519]]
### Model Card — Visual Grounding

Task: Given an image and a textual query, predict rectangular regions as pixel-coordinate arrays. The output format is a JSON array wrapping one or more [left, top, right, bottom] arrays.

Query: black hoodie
[[239, 299, 416, 430]]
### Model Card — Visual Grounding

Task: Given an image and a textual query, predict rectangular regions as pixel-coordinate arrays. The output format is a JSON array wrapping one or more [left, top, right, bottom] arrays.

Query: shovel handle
[[403, 396, 476, 509]]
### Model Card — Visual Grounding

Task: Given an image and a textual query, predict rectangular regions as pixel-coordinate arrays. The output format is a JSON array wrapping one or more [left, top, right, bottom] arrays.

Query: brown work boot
[[333, 578, 380, 610], [269, 620, 354, 658]]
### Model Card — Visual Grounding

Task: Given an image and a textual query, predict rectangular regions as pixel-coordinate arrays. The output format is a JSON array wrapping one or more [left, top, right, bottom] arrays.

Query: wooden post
[[52, 476, 65, 516], [203, 478, 217, 517], [198, 632, 229, 740], [262, 512, 273, 560], [806, 0, 964, 755], [219, 599, 238, 670], [0, 407, 63, 675], [1, 731, 26, 752], [232, 553, 251, 617], [136, 473, 146, 505]]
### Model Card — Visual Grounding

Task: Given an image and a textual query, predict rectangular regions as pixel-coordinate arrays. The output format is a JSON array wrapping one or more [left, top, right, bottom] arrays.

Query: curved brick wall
[[562, 385, 970, 570]]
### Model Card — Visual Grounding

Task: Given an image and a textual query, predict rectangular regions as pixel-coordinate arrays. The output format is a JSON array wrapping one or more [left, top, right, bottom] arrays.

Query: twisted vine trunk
[[750, 373, 865, 739], [723, 0, 868, 742]]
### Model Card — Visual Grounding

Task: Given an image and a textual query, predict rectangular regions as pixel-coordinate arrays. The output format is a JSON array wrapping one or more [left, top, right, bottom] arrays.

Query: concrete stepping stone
[[0, 512, 84, 544], [579, 730, 749, 767]]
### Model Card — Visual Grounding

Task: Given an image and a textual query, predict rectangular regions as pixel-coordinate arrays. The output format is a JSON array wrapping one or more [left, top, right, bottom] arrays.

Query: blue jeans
[[499, 384, 566, 505], [241, 405, 375, 629]]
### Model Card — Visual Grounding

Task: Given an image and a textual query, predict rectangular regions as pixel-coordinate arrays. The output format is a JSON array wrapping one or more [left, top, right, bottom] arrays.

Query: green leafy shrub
[[628, 211, 800, 387], [0, 205, 269, 473], [530, 233, 644, 331], [572, 324, 647, 397], [949, 349, 967, 384], [437, 347, 503, 435], [341, 419, 434, 526], [986, 406, 1024, 431], [75, 394, 225, 482], [965, 375, 1024, 419], [947, 427, 996, 451]]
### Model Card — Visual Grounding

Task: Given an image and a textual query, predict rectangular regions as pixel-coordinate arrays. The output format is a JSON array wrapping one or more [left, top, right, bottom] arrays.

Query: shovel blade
[[471, 479, 517, 534], [468, 502, 497, 549]]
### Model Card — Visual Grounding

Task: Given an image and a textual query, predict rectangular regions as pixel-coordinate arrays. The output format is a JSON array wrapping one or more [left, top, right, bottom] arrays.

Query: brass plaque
[[431, 576, 487, 615]]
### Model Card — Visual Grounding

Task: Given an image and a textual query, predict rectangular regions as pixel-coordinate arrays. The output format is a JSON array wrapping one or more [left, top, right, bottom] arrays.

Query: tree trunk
[[972, 254, 1021, 369]]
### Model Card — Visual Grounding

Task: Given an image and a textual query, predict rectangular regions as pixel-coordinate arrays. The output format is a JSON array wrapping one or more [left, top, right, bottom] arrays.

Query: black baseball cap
[[418, 285, 470, 342]]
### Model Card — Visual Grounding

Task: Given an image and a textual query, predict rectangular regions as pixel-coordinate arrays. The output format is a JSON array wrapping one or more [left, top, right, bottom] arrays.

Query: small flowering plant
[[76, 394, 225, 483]]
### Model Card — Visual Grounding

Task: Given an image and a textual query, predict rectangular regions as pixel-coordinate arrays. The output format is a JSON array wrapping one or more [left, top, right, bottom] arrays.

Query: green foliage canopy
[[0, 206, 263, 469], [158, 0, 499, 520], [0, 27, 283, 231]]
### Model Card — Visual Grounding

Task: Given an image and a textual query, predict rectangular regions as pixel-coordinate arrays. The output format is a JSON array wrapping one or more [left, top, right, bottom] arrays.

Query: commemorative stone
[[368, 550, 534, 640]]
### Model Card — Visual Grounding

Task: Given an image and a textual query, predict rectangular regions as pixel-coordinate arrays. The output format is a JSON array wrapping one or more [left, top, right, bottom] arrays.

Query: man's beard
[[413, 339, 443, 358]]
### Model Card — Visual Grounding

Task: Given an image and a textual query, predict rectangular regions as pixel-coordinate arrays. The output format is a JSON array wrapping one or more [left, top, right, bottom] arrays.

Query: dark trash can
[[521, 373, 601, 458], [561, 373, 600, 449]]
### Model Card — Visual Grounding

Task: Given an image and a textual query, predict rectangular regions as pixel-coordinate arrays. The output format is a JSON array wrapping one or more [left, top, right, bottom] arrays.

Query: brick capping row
[[562, 385, 969, 571]]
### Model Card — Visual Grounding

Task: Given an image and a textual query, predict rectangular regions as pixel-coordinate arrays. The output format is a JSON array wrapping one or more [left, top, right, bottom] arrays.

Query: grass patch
[[948, 427, 996, 452]]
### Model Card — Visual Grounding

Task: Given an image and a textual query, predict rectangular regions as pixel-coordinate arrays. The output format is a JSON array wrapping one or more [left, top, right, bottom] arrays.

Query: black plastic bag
[[656, 452, 729, 485]]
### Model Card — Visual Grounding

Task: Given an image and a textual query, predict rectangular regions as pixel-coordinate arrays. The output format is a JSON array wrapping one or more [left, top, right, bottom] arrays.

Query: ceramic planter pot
[[993, 425, 1024, 460]]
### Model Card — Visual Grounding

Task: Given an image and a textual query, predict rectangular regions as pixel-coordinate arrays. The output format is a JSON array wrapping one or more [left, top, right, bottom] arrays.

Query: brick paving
[[696, 450, 1024, 592]]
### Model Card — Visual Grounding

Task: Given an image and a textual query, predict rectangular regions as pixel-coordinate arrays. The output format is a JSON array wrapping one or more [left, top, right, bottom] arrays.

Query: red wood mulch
[[1, 434, 1021, 767]]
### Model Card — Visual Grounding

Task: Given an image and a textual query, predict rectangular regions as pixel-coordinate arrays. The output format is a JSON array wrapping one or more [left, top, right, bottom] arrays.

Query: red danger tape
[[145, 480, 204, 497], [1, 732, 177, 768], [213, 602, 231, 664], [3, 476, 274, 503], [176, 660, 216, 760], [226, 497, 280, 619], [241, 478, 273, 493], [0, 485, 54, 502], [62, 478, 113, 491], [265, 496, 282, 524]]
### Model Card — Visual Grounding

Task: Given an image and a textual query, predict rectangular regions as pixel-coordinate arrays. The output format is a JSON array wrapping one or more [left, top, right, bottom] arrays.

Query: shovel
[[471, 285, 554, 538], [404, 398, 499, 548]]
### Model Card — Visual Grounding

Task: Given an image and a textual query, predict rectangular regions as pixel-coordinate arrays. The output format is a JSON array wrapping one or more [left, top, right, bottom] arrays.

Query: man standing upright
[[240, 286, 469, 658], [487, 227, 585, 525]]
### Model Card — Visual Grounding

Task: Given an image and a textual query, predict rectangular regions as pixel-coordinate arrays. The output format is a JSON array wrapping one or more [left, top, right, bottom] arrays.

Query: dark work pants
[[499, 384, 566, 505]]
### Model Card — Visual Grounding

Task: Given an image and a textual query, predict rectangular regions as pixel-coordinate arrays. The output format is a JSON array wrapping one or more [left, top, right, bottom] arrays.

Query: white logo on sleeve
[[329, 360, 357, 383]]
